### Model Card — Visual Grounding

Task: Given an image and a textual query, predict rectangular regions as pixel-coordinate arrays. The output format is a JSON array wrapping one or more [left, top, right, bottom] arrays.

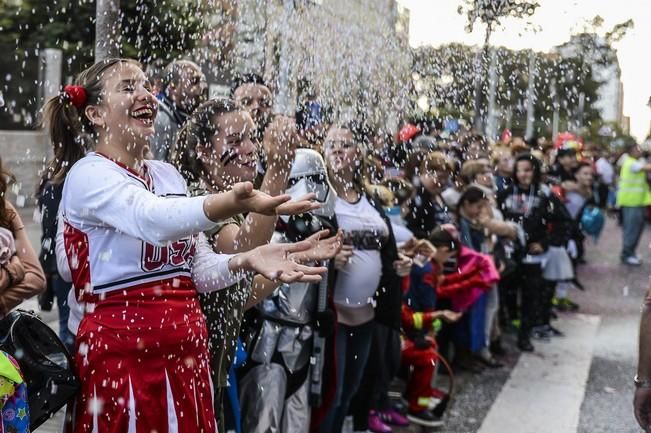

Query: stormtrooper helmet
[[284, 148, 336, 219]]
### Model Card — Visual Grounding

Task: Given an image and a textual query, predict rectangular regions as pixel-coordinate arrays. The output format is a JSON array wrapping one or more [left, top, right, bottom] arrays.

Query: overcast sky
[[398, 0, 651, 140]]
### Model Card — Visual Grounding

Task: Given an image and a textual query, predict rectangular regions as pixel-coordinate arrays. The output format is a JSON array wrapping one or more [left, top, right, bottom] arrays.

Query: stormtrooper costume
[[238, 149, 337, 433]]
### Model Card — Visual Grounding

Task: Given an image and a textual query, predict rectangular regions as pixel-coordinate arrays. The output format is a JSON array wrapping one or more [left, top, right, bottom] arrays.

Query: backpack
[[0, 310, 79, 430]]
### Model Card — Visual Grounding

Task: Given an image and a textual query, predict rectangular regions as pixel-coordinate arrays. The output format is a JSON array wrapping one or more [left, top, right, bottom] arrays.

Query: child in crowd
[[401, 227, 461, 427]]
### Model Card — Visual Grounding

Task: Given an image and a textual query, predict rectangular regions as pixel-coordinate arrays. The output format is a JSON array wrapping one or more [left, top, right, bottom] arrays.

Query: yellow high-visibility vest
[[616, 156, 651, 207]]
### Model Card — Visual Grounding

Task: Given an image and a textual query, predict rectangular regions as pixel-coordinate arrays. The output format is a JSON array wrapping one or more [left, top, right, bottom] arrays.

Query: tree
[[494, 47, 529, 128], [0, 0, 211, 129], [411, 43, 477, 119], [120, 0, 211, 63], [410, 41, 604, 139], [458, 0, 540, 131], [0, 0, 96, 129], [584, 120, 636, 148], [553, 18, 633, 136], [0, 0, 210, 74], [536, 54, 602, 135]]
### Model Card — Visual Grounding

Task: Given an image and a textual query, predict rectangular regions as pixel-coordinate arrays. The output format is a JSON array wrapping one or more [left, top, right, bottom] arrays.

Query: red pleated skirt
[[73, 277, 216, 433]]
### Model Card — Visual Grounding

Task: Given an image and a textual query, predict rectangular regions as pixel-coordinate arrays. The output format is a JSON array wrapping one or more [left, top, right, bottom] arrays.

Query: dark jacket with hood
[[497, 153, 573, 252], [405, 186, 454, 240]]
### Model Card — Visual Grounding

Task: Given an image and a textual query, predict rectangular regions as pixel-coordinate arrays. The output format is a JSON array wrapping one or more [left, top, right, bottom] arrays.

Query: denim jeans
[[319, 320, 374, 433], [454, 292, 487, 353], [621, 206, 645, 259]]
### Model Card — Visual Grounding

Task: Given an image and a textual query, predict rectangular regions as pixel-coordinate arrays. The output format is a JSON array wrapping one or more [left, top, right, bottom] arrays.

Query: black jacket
[[405, 186, 454, 240], [547, 163, 575, 184], [150, 94, 189, 161], [357, 194, 402, 330], [497, 183, 573, 251], [38, 182, 63, 274]]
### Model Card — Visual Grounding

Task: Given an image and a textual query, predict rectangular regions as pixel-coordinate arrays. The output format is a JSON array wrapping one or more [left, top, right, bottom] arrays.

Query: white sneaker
[[427, 396, 443, 410], [342, 416, 354, 433], [623, 256, 642, 266]]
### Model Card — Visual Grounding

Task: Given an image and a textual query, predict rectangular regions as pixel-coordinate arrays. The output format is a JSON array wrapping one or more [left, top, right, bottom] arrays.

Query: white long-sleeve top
[[57, 153, 244, 333]]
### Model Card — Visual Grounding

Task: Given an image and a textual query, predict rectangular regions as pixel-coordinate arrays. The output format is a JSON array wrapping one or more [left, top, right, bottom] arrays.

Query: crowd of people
[[0, 55, 644, 433]]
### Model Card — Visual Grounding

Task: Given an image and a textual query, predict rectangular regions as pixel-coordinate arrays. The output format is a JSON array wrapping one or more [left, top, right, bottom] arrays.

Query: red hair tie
[[63, 85, 87, 109]]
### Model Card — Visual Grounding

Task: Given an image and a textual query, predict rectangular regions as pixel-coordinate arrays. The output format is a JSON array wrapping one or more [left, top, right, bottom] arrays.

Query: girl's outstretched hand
[[275, 193, 321, 216], [234, 240, 328, 284], [289, 229, 344, 263], [232, 181, 289, 216], [232, 183, 319, 216]]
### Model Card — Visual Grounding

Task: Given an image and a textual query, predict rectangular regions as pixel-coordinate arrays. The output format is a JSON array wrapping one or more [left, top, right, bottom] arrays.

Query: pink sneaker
[[368, 410, 393, 433], [380, 408, 409, 427]]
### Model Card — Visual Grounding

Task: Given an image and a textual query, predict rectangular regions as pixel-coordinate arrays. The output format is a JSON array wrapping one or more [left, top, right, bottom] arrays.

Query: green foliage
[[412, 43, 477, 114], [411, 40, 605, 138], [0, 0, 209, 70], [459, 0, 540, 35], [0, 0, 96, 76], [120, 0, 210, 63], [458, 0, 541, 129], [0, 0, 210, 129], [584, 121, 636, 148]]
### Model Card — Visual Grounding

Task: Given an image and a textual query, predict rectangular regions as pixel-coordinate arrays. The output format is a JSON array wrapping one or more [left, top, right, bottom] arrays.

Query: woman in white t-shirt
[[318, 123, 411, 433]]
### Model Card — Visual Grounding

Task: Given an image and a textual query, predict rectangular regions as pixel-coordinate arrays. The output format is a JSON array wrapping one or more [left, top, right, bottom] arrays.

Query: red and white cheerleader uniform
[[59, 152, 241, 433]]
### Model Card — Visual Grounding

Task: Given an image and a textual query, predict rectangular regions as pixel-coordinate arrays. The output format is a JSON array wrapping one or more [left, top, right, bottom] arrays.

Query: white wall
[[0, 130, 49, 207]]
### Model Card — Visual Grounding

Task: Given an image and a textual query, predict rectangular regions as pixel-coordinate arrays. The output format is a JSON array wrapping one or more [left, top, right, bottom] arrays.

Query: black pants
[[540, 279, 556, 326], [597, 182, 609, 208], [519, 263, 545, 338], [351, 322, 402, 431], [498, 271, 519, 326]]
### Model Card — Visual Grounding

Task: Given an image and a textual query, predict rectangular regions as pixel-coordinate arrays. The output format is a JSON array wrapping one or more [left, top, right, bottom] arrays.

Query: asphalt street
[[418, 216, 645, 433], [384, 216, 646, 433]]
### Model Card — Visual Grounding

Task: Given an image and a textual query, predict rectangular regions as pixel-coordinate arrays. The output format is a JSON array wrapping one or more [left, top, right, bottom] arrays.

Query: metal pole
[[577, 92, 585, 132], [472, 48, 484, 132], [38, 49, 62, 109], [486, 47, 498, 140], [275, 0, 294, 115], [95, 0, 121, 62], [524, 51, 536, 140], [472, 16, 494, 132]]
